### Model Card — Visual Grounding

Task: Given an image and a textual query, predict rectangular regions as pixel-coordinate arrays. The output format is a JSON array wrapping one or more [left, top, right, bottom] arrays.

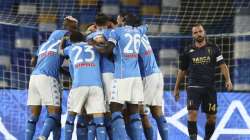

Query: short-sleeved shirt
[[138, 34, 160, 77], [32, 30, 69, 79], [86, 29, 114, 73], [108, 25, 146, 78], [179, 43, 225, 87], [63, 42, 102, 88]]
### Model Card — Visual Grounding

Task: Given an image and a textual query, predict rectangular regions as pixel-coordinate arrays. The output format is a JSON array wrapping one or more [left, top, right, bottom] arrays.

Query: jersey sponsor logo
[[124, 53, 139, 58], [75, 62, 96, 68], [192, 56, 211, 64]]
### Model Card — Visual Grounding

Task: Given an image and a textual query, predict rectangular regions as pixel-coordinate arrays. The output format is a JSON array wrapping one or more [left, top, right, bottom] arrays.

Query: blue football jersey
[[86, 29, 114, 73], [32, 30, 68, 79], [63, 42, 102, 88], [108, 26, 146, 78], [138, 34, 160, 77]]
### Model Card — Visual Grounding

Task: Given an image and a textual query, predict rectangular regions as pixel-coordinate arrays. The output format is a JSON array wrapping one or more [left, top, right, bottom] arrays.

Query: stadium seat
[[101, 4, 119, 16], [102, 0, 119, 4], [141, 0, 161, 6], [120, 6, 140, 15], [141, 5, 160, 16], [0, 55, 11, 70], [15, 27, 36, 50], [78, 0, 98, 6], [38, 14, 57, 32], [121, 0, 140, 6], [162, 0, 180, 7], [17, 2, 37, 15]]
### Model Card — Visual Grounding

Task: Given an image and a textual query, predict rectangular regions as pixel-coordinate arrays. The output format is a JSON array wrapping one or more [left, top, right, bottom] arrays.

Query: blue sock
[[65, 114, 76, 140], [40, 113, 60, 139], [25, 115, 39, 140], [77, 115, 88, 140], [111, 112, 129, 140], [53, 114, 61, 140], [145, 127, 154, 140], [155, 115, 168, 140], [88, 120, 96, 140], [129, 113, 144, 140], [105, 116, 112, 140], [94, 117, 109, 140]]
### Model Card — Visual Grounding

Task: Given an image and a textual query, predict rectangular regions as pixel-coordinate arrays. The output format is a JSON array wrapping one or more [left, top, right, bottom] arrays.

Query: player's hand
[[173, 87, 180, 102], [225, 80, 233, 91], [87, 24, 97, 32]]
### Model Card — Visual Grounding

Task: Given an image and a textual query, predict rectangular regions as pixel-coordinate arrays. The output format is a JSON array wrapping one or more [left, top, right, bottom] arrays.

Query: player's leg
[[38, 106, 61, 140], [139, 105, 154, 140], [87, 115, 96, 140], [26, 106, 41, 140], [144, 73, 168, 140], [37, 76, 62, 140], [202, 88, 217, 140], [26, 75, 41, 140], [150, 106, 168, 140], [52, 96, 63, 140], [87, 86, 109, 140], [77, 108, 88, 140], [110, 79, 129, 140], [126, 103, 144, 140], [187, 87, 202, 140], [102, 73, 113, 139], [64, 87, 88, 140], [110, 102, 129, 140]]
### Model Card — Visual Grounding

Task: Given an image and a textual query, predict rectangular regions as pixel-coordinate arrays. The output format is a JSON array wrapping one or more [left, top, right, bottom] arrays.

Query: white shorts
[[67, 86, 106, 114], [143, 72, 164, 106], [102, 73, 114, 111], [110, 77, 144, 104], [27, 75, 62, 106]]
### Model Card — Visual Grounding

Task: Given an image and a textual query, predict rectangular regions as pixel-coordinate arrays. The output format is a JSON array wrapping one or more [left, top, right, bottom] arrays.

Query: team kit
[[25, 12, 232, 140]]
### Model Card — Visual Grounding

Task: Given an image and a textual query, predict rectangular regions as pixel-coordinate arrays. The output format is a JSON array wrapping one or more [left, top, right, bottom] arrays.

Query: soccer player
[[26, 16, 78, 140], [174, 23, 233, 140], [93, 13, 146, 140], [86, 13, 118, 139], [135, 21, 168, 139], [60, 31, 108, 140]]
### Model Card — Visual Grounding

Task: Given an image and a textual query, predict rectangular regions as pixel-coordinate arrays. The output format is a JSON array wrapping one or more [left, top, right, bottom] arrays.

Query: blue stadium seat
[[102, 0, 119, 4], [120, 6, 140, 16], [141, 0, 161, 6]]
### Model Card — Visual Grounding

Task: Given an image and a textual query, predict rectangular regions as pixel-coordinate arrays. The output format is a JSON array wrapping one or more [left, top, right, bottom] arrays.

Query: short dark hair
[[124, 13, 138, 26], [192, 23, 203, 28], [108, 16, 118, 25], [95, 13, 109, 26], [70, 31, 84, 43]]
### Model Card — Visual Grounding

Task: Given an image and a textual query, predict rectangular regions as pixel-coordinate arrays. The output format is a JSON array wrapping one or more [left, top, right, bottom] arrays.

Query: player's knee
[[140, 114, 151, 128], [47, 106, 61, 113], [127, 103, 139, 115], [206, 114, 216, 124], [48, 113, 61, 124], [150, 106, 163, 118], [188, 110, 198, 121], [110, 102, 123, 113]]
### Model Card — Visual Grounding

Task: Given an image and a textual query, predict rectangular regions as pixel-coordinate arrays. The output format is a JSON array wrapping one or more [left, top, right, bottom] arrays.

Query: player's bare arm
[[30, 56, 37, 67], [174, 70, 187, 101], [219, 63, 233, 91]]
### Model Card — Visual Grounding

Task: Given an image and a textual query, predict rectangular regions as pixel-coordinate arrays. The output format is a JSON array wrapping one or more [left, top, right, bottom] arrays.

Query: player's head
[[70, 31, 84, 43], [123, 13, 138, 27], [107, 16, 118, 29], [63, 16, 78, 32], [117, 12, 128, 26], [95, 13, 109, 28], [192, 23, 206, 43]]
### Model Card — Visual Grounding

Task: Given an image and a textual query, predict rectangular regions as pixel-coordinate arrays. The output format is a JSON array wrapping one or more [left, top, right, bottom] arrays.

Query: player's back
[[139, 34, 160, 77], [64, 42, 102, 88], [109, 26, 143, 78], [86, 28, 114, 73], [32, 30, 68, 79]]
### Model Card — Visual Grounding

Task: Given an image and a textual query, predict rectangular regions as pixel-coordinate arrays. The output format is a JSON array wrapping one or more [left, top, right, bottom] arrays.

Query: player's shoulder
[[207, 42, 220, 50], [49, 29, 68, 40]]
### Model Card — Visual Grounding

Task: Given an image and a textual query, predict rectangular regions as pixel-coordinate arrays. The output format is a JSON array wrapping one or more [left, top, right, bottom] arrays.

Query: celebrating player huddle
[[25, 12, 232, 140]]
